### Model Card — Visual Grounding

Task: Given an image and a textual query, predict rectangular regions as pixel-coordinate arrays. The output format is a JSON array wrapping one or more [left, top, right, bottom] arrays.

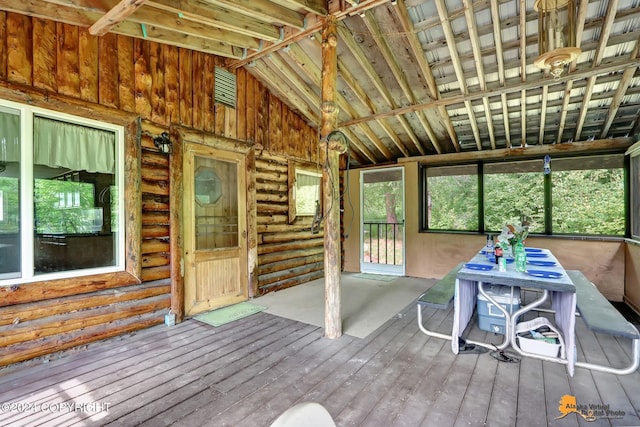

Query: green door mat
[[194, 301, 266, 327]]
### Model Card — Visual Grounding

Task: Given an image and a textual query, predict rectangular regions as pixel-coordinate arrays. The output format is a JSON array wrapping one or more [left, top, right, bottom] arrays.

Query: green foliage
[[363, 180, 403, 223], [552, 169, 624, 235], [0, 177, 19, 232], [34, 179, 96, 234], [428, 175, 478, 230], [427, 167, 625, 236], [484, 172, 545, 233]]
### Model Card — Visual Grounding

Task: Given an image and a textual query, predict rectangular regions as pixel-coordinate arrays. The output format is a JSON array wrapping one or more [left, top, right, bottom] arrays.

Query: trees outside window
[[422, 154, 625, 237]]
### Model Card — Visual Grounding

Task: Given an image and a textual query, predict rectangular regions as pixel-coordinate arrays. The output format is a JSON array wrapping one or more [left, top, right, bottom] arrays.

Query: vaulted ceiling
[[4, 0, 640, 165]]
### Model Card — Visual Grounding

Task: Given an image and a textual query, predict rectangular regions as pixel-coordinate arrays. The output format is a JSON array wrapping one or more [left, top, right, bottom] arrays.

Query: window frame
[[288, 160, 322, 224], [420, 153, 627, 238], [627, 139, 640, 241], [0, 92, 141, 291]]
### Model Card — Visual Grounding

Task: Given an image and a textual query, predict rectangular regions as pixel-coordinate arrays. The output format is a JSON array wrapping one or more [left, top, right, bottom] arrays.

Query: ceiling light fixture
[[533, 0, 581, 79]]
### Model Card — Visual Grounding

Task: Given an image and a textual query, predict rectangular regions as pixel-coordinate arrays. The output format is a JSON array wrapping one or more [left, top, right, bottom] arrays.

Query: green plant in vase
[[497, 216, 530, 271]]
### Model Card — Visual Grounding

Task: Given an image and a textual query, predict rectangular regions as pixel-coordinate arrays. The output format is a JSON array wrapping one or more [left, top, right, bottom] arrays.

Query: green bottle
[[515, 241, 527, 272]]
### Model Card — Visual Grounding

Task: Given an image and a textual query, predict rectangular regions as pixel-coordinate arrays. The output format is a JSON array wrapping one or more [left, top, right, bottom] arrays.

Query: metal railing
[[363, 221, 404, 265]]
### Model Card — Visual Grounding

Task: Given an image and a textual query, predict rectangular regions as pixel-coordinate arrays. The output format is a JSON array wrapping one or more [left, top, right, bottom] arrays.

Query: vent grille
[[215, 67, 236, 109]]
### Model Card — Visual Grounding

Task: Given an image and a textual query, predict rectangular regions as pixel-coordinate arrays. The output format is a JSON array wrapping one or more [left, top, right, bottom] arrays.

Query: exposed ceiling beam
[[89, 0, 147, 36], [434, 0, 483, 150], [555, 0, 588, 144], [573, 0, 619, 141], [600, 37, 640, 137], [399, 137, 633, 165], [202, 0, 308, 28], [337, 23, 422, 156], [283, 43, 388, 162], [341, 57, 640, 127], [393, 0, 460, 152]]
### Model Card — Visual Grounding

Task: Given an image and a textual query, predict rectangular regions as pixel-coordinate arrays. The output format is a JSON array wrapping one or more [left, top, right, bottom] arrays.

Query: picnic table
[[452, 247, 578, 375]]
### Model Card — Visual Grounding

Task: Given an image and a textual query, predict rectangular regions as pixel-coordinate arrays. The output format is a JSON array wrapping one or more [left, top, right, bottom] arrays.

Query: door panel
[[360, 167, 405, 276], [184, 142, 248, 316]]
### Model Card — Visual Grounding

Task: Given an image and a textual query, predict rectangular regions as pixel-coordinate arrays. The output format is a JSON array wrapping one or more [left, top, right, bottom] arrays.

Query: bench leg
[[574, 338, 640, 375], [417, 304, 452, 341]]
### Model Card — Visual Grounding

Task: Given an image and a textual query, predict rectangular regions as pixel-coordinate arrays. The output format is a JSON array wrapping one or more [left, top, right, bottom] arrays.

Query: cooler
[[477, 284, 521, 335]]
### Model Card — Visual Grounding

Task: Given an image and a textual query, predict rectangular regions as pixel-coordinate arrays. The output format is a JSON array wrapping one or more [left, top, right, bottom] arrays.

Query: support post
[[321, 16, 347, 339]]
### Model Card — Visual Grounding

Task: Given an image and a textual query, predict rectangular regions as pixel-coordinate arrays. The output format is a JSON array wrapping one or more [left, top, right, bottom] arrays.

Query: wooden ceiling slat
[[250, 61, 321, 123]]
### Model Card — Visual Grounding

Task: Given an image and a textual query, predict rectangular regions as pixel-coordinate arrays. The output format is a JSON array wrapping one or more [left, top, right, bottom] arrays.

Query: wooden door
[[183, 142, 248, 316]]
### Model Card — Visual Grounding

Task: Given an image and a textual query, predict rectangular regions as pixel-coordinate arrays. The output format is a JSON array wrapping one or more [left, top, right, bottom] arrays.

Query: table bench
[[567, 270, 640, 375], [416, 262, 464, 340]]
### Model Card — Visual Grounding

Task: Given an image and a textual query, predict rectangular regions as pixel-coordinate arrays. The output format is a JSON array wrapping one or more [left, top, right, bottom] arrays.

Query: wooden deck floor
[[0, 291, 639, 427]]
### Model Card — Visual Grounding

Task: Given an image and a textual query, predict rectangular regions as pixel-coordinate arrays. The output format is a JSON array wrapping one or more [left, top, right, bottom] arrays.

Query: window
[[423, 164, 478, 231], [628, 140, 640, 239], [484, 160, 545, 233], [288, 160, 321, 223], [421, 154, 626, 237], [551, 155, 624, 235], [0, 100, 124, 283]]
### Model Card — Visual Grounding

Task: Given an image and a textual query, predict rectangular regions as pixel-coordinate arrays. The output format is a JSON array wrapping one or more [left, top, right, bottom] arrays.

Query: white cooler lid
[[477, 284, 520, 304]]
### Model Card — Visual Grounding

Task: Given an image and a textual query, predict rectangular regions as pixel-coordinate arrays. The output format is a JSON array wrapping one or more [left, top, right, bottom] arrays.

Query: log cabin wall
[[0, 12, 323, 367]]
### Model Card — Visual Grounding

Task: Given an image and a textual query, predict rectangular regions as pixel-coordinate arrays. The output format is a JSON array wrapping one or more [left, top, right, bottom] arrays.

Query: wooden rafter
[[89, 0, 147, 36], [463, 0, 496, 150], [361, 13, 439, 154], [393, 0, 460, 152], [600, 37, 640, 137], [519, 0, 527, 148], [282, 43, 385, 162], [574, 0, 619, 141], [489, 0, 511, 149], [340, 57, 640, 127], [435, 0, 483, 149], [337, 24, 422, 156], [555, 0, 588, 144]]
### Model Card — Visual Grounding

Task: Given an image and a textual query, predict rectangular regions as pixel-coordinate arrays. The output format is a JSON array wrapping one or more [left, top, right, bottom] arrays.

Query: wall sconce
[[533, 0, 581, 79], [153, 132, 172, 154]]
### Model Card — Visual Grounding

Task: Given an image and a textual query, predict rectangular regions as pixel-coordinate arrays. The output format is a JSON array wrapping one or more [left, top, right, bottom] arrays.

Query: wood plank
[[2, 293, 640, 426], [149, 41, 166, 125], [53, 318, 304, 425], [78, 27, 99, 103], [98, 32, 119, 108], [117, 34, 135, 112], [192, 50, 205, 130], [245, 71, 256, 143], [203, 53, 215, 133], [6, 13, 32, 86], [56, 23, 80, 97], [134, 38, 152, 120], [178, 48, 193, 127], [32, 18, 56, 92], [164, 44, 179, 124], [0, 12, 6, 81], [235, 67, 247, 141]]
